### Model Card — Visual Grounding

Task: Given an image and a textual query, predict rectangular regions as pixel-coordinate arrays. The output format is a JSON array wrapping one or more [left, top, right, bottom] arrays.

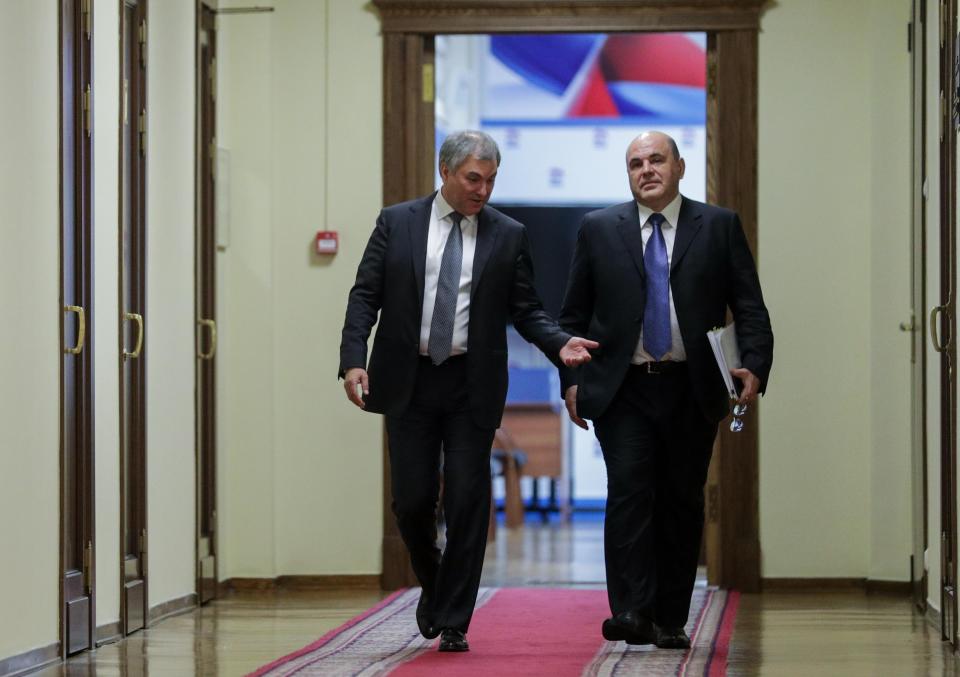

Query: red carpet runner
[[248, 586, 739, 676]]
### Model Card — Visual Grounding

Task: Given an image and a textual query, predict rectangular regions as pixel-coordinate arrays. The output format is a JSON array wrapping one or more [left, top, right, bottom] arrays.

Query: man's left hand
[[560, 337, 599, 367], [731, 367, 760, 406]]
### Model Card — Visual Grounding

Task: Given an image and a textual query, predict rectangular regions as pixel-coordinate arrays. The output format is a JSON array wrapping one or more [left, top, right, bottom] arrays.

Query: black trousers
[[593, 363, 717, 628], [385, 355, 496, 634]]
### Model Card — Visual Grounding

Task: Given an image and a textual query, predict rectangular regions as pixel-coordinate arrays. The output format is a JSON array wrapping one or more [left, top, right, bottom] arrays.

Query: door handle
[[123, 312, 144, 360], [63, 305, 86, 354], [931, 305, 951, 353], [198, 318, 217, 360]]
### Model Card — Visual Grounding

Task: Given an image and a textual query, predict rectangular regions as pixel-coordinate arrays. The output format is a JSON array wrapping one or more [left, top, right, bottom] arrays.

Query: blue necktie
[[643, 213, 671, 360], [428, 212, 464, 365]]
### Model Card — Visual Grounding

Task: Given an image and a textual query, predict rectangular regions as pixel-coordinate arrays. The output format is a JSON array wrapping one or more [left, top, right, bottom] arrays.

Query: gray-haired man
[[339, 130, 597, 652]]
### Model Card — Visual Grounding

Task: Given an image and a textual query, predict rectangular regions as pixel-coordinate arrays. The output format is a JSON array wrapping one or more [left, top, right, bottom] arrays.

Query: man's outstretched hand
[[560, 337, 599, 367]]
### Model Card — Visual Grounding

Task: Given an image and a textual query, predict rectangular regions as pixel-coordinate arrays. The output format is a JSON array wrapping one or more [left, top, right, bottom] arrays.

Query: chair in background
[[491, 428, 525, 531]]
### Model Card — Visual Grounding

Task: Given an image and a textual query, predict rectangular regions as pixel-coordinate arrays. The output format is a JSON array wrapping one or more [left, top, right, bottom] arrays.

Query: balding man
[[559, 131, 773, 648], [340, 130, 597, 653]]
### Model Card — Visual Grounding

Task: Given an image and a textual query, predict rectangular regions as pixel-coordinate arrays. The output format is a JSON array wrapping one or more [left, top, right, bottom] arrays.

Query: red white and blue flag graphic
[[434, 33, 707, 204], [485, 33, 705, 125]]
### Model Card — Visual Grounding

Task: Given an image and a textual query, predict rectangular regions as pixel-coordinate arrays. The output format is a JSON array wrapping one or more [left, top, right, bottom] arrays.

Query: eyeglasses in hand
[[730, 402, 748, 433]]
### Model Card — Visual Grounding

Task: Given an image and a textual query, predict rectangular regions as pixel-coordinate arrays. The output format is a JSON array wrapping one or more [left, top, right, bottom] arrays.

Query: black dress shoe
[[601, 610, 656, 645], [438, 629, 469, 652], [416, 591, 439, 639], [655, 625, 691, 649]]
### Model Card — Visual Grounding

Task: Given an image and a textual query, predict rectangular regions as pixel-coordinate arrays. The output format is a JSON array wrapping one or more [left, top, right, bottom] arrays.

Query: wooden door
[[60, 0, 95, 656], [120, 0, 148, 636], [935, 0, 959, 647], [196, 0, 219, 604], [379, 32, 436, 589]]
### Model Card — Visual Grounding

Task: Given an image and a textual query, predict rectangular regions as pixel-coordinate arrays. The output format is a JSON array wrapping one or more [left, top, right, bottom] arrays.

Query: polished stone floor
[[34, 520, 960, 676]]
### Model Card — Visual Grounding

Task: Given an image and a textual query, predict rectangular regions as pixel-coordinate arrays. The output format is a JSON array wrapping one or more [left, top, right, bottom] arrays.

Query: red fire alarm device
[[316, 230, 338, 255]]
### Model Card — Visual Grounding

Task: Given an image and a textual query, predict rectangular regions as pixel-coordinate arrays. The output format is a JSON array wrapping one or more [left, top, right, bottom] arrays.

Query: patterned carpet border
[[247, 588, 417, 677], [582, 585, 739, 677], [247, 586, 739, 677]]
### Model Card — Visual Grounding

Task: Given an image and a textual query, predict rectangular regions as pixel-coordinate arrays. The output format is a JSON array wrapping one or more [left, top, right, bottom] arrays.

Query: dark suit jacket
[[340, 193, 571, 429], [559, 197, 773, 424]]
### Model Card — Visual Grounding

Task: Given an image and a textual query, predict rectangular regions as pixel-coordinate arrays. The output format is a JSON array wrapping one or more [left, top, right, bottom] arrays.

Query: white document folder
[[706, 323, 742, 399]]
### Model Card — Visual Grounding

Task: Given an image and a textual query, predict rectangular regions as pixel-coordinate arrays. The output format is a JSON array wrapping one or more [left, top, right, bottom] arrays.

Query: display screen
[[436, 33, 707, 205]]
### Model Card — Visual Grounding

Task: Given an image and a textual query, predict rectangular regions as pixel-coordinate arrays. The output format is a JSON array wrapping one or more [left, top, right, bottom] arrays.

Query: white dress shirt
[[632, 193, 687, 364], [419, 191, 478, 356]]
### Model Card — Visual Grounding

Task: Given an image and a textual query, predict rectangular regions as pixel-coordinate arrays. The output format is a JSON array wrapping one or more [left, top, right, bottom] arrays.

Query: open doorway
[[374, 0, 764, 594]]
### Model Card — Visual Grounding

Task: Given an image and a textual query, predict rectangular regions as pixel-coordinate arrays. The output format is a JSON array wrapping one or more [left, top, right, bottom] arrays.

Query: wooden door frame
[[372, 0, 767, 592], [194, 0, 219, 604], [59, 0, 96, 657]]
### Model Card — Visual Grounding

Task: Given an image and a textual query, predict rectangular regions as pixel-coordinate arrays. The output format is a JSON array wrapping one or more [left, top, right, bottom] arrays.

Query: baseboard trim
[[96, 621, 122, 647], [0, 642, 59, 677], [277, 575, 381, 589], [221, 577, 275, 592], [1, 596, 201, 675], [864, 579, 912, 595], [148, 593, 198, 625], [762, 577, 911, 594], [926, 603, 942, 631], [221, 574, 381, 592]]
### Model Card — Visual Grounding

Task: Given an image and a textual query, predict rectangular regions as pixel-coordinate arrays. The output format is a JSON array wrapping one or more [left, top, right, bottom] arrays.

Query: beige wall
[[217, 0, 383, 580], [145, 0, 197, 607], [93, 0, 121, 628], [757, 0, 912, 580], [272, 0, 383, 575], [865, 0, 912, 583], [216, 1, 278, 578], [0, 0, 60, 659]]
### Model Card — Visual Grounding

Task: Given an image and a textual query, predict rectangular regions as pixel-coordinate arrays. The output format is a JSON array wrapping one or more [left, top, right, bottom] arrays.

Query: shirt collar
[[637, 193, 683, 229], [435, 190, 477, 226]]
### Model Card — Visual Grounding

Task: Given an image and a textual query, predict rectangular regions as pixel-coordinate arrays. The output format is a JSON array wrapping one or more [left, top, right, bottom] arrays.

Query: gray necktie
[[428, 212, 464, 365]]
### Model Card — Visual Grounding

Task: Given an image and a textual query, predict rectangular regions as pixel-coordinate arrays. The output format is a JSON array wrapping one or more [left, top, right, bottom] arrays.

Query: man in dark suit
[[559, 131, 773, 649], [339, 130, 597, 653]]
